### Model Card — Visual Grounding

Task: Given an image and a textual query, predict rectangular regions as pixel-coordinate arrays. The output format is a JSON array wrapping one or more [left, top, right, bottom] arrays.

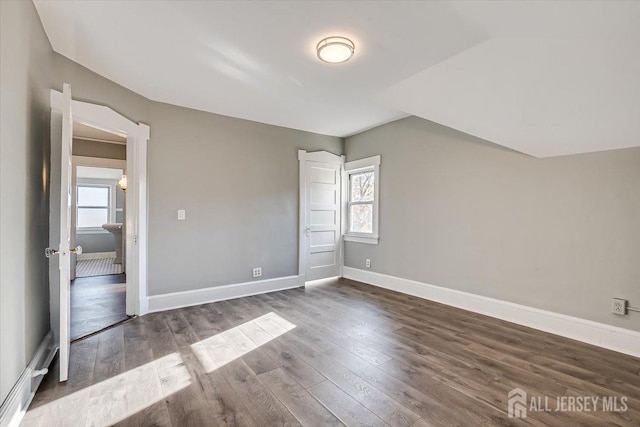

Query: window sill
[[77, 228, 109, 235], [344, 235, 379, 245]]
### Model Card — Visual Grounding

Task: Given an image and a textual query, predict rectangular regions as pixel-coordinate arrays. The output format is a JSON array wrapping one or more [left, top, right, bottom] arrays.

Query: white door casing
[[298, 151, 344, 283]]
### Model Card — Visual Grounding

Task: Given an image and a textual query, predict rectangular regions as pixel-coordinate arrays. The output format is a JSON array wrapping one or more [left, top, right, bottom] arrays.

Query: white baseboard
[[147, 275, 302, 313], [77, 251, 116, 260], [0, 331, 57, 427], [343, 267, 640, 358]]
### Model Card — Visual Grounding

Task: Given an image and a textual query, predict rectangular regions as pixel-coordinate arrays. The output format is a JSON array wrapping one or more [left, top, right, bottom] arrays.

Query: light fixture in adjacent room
[[118, 174, 127, 191], [316, 36, 355, 64]]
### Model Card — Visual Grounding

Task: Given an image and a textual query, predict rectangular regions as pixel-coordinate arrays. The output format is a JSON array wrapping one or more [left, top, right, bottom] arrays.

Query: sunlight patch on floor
[[192, 312, 296, 373], [21, 352, 190, 427]]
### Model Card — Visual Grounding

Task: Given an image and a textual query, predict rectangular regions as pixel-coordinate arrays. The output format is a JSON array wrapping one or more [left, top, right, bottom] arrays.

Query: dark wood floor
[[25, 278, 639, 426], [71, 274, 127, 340]]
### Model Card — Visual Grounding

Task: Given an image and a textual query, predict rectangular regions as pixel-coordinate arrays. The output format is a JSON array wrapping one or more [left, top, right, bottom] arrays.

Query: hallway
[[71, 274, 127, 340]]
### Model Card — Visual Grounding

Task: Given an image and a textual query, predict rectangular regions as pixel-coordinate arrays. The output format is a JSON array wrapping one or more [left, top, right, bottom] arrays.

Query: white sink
[[102, 223, 123, 264]]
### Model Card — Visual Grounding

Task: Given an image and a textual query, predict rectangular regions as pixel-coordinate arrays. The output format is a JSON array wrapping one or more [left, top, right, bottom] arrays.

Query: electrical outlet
[[253, 267, 262, 278], [365, 259, 371, 268], [177, 209, 186, 220], [612, 298, 627, 315]]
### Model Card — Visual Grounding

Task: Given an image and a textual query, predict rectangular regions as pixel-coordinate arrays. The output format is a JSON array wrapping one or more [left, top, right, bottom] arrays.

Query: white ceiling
[[34, 1, 640, 157]]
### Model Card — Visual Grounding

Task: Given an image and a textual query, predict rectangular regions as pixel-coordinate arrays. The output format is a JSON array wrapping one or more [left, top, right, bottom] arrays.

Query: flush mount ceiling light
[[316, 36, 355, 64]]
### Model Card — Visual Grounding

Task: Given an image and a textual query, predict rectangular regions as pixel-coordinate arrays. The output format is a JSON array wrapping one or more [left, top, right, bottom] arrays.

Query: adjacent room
[[1, 1, 638, 426], [69, 122, 128, 340]]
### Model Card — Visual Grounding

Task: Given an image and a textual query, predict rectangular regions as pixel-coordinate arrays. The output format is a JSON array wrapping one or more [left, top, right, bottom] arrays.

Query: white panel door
[[58, 84, 73, 381], [305, 161, 341, 281]]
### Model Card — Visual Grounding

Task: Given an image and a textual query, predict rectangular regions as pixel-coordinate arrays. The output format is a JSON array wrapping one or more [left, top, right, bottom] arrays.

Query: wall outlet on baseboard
[[365, 259, 371, 268], [253, 267, 262, 278], [612, 298, 627, 315]]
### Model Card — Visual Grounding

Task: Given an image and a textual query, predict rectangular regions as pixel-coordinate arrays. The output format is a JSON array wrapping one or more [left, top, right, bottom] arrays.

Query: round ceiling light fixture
[[316, 36, 355, 64]]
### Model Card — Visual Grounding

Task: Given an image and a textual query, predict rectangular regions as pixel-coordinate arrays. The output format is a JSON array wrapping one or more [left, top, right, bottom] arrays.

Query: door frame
[[297, 150, 345, 286], [50, 90, 150, 316]]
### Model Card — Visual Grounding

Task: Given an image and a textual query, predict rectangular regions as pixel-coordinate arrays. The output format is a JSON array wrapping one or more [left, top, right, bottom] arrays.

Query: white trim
[[339, 155, 347, 277], [76, 229, 109, 235], [51, 90, 138, 136], [344, 155, 380, 243], [0, 331, 56, 427], [344, 155, 380, 171], [343, 235, 379, 244], [77, 251, 116, 260], [51, 89, 149, 317], [342, 267, 640, 358], [298, 149, 343, 164], [147, 275, 302, 312], [132, 126, 149, 315], [298, 150, 307, 287]]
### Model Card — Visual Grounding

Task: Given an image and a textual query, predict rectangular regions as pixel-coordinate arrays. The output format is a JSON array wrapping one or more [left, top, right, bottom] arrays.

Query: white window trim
[[344, 155, 380, 245], [76, 178, 117, 234]]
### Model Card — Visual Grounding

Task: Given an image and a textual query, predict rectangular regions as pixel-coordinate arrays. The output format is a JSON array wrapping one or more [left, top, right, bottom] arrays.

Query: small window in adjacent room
[[77, 184, 112, 231], [345, 155, 380, 244]]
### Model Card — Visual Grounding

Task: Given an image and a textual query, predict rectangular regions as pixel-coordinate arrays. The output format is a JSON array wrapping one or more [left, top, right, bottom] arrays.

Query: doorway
[[69, 123, 128, 340], [49, 85, 149, 381]]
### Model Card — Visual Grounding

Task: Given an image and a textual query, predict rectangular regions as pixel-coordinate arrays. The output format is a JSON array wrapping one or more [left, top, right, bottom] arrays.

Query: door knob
[[305, 226, 311, 237], [45, 248, 58, 258], [45, 246, 82, 257]]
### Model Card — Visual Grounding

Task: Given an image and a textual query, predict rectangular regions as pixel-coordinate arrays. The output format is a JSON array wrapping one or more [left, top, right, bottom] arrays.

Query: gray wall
[[0, 0, 52, 403], [147, 102, 342, 295], [345, 116, 640, 332], [76, 233, 116, 253], [73, 138, 126, 160]]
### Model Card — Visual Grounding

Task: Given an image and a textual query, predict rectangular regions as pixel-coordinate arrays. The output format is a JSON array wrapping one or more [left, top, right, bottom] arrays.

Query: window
[[77, 184, 113, 231], [345, 155, 380, 244]]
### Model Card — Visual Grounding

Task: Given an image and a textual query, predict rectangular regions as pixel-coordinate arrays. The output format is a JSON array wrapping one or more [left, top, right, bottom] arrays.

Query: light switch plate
[[178, 210, 186, 220]]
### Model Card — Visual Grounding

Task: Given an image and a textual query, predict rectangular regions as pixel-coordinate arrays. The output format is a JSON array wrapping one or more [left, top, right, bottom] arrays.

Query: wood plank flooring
[[71, 274, 127, 340], [24, 278, 639, 426]]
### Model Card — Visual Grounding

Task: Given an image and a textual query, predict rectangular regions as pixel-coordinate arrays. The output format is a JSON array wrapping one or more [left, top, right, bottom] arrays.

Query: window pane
[[78, 186, 109, 207], [350, 204, 373, 234], [350, 171, 374, 202], [77, 208, 108, 228]]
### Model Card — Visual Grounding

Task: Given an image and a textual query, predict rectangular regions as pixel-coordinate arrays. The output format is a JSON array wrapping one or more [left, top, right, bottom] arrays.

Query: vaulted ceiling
[[34, 1, 639, 157]]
